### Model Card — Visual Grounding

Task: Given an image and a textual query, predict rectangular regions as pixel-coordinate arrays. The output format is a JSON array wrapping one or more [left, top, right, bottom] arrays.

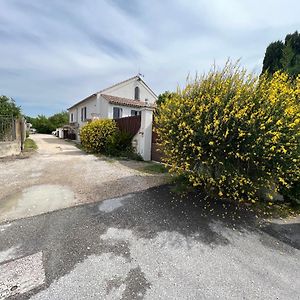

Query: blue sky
[[0, 0, 299, 116]]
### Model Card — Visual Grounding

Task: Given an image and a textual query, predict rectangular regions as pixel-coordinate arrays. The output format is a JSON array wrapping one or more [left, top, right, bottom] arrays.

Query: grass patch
[[141, 163, 167, 174], [23, 138, 38, 152]]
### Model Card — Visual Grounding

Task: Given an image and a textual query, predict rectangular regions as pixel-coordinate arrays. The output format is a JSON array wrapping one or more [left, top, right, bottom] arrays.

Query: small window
[[134, 86, 140, 100], [70, 113, 74, 122], [131, 110, 141, 116], [81, 107, 87, 121], [113, 107, 122, 119]]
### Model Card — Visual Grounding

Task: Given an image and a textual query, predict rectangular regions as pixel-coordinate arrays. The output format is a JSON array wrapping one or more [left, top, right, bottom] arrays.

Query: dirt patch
[[0, 134, 168, 222]]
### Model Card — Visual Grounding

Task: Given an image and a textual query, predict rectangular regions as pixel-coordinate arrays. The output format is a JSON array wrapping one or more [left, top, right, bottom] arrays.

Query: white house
[[67, 75, 158, 160], [68, 75, 157, 127]]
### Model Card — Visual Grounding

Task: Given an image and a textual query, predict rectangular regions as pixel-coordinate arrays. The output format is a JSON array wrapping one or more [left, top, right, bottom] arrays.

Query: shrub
[[155, 63, 300, 203], [80, 119, 118, 154]]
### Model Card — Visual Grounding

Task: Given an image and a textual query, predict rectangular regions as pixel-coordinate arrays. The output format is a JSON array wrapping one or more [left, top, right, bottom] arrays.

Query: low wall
[[0, 141, 21, 158]]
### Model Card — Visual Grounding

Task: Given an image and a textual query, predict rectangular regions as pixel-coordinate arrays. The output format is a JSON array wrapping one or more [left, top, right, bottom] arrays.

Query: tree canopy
[[27, 111, 68, 133], [157, 91, 176, 106], [262, 31, 300, 76], [0, 95, 21, 117]]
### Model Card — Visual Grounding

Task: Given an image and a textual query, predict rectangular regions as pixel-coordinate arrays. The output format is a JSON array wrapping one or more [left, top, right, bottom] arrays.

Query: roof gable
[[68, 75, 157, 110], [97, 75, 157, 99]]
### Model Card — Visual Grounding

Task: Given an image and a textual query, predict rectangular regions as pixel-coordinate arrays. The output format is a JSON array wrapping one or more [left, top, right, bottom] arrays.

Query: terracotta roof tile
[[101, 94, 156, 108]]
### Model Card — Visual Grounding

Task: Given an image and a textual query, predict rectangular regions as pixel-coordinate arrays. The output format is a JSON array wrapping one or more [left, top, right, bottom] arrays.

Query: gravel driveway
[[0, 134, 167, 223]]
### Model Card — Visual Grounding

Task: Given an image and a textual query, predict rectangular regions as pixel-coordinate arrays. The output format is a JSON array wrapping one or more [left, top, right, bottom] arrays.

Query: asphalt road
[[0, 185, 299, 300]]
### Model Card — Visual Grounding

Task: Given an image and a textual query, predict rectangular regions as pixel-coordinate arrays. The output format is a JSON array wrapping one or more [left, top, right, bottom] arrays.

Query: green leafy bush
[[156, 63, 300, 203], [80, 119, 118, 154]]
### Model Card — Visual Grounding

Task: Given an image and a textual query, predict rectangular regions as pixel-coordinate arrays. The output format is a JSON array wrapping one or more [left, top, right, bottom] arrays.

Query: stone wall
[[0, 118, 26, 158], [0, 141, 21, 158]]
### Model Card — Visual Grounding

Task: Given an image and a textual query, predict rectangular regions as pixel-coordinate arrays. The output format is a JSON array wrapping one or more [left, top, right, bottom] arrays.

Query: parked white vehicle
[[29, 128, 37, 134]]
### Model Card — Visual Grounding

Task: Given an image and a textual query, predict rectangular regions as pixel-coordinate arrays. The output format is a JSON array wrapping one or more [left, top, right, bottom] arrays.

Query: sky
[[0, 0, 299, 117]]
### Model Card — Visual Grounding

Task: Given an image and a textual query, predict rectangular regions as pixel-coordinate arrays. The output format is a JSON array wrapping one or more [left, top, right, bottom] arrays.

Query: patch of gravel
[[0, 134, 168, 221]]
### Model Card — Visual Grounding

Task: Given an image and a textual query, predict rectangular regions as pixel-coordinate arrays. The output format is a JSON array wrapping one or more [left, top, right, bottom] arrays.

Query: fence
[[115, 115, 141, 136], [0, 115, 16, 141]]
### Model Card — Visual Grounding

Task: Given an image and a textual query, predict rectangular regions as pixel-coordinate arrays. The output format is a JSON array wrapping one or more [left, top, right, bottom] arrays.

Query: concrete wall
[[0, 141, 21, 158], [132, 107, 154, 161], [0, 117, 25, 158]]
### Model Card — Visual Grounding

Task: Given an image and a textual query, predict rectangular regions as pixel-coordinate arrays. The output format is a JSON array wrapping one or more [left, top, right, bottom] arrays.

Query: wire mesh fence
[[0, 115, 16, 141]]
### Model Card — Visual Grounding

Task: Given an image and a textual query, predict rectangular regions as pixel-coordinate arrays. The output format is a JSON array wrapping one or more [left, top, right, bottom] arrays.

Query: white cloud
[[0, 0, 299, 116]]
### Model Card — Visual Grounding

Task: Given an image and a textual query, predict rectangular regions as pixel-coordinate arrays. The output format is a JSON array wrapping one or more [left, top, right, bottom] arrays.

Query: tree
[[0, 95, 21, 117], [48, 111, 68, 129], [262, 41, 284, 74], [262, 31, 300, 77], [27, 111, 68, 133], [157, 91, 176, 106]]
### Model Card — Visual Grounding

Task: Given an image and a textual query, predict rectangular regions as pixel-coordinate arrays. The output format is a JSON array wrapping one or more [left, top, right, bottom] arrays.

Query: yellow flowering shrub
[[80, 119, 118, 154], [156, 63, 300, 202]]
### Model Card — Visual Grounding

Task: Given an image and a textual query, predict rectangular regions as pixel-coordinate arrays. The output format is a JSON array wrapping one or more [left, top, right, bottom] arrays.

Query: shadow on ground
[[260, 222, 300, 250], [0, 185, 298, 299]]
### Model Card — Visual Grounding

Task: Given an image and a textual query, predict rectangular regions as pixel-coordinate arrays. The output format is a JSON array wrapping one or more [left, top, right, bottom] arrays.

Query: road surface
[[0, 135, 299, 299]]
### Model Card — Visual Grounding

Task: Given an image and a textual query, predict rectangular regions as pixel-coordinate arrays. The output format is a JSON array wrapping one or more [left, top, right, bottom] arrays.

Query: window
[[81, 107, 87, 122], [134, 86, 140, 100], [113, 107, 122, 119], [131, 110, 141, 116], [70, 113, 74, 122]]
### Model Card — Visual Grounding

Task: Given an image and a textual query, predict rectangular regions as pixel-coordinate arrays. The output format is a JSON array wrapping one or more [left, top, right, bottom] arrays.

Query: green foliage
[[80, 119, 119, 154], [26, 111, 68, 133], [157, 91, 176, 106], [23, 138, 38, 152], [262, 31, 300, 77], [48, 112, 69, 129], [0, 95, 21, 117], [156, 62, 300, 204], [142, 163, 167, 174], [80, 119, 142, 159], [280, 182, 300, 205], [114, 131, 134, 153], [262, 41, 284, 74]]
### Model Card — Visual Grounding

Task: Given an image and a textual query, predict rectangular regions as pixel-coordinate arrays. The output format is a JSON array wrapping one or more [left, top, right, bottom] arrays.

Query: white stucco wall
[[106, 103, 142, 119], [103, 78, 157, 104], [69, 95, 97, 127], [132, 108, 154, 161]]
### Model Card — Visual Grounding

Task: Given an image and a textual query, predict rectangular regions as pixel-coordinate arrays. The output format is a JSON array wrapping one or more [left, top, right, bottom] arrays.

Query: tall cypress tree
[[262, 41, 284, 74], [262, 31, 300, 76]]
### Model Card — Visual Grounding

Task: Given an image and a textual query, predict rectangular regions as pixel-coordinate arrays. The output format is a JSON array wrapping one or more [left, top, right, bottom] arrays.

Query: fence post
[[138, 107, 154, 161]]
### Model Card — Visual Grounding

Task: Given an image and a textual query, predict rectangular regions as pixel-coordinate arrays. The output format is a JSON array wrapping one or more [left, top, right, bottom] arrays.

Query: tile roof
[[101, 94, 156, 108], [68, 75, 157, 110]]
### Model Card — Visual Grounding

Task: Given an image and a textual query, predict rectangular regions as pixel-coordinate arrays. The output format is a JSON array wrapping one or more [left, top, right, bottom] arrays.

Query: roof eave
[[67, 93, 97, 110]]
